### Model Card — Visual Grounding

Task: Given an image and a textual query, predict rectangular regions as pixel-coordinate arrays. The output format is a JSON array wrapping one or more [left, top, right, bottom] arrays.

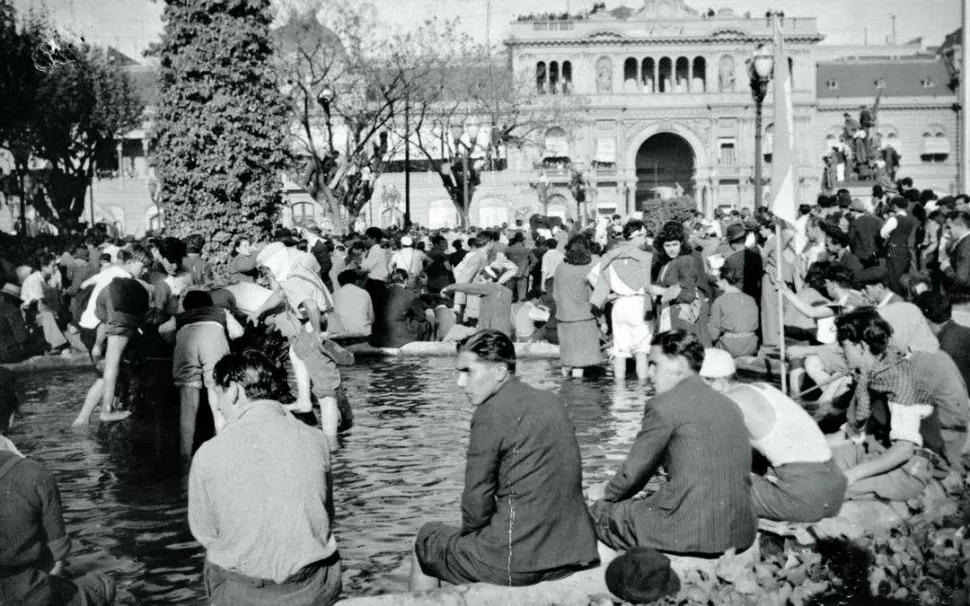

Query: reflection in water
[[9, 359, 647, 602]]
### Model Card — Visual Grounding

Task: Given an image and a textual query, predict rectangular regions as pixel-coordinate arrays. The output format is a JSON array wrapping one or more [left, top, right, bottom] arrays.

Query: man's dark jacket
[[459, 377, 599, 572], [944, 235, 970, 301], [598, 376, 756, 555], [939, 320, 970, 389], [848, 213, 883, 262]]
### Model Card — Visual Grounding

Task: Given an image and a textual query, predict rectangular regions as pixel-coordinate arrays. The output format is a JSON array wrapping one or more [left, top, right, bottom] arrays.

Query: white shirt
[[388, 248, 426, 276], [79, 266, 130, 329], [19, 271, 47, 307], [879, 210, 907, 240]]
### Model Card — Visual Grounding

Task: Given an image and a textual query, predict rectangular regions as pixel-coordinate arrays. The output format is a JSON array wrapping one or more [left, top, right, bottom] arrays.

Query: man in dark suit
[[589, 330, 756, 556], [825, 227, 864, 282], [410, 330, 598, 590], [942, 211, 970, 301], [303, 224, 334, 292], [847, 198, 883, 267]]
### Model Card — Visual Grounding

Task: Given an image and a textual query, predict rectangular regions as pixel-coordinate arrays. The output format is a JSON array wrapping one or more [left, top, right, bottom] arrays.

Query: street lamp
[[450, 123, 472, 222], [747, 44, 773, 211], [316, 85, 336, 155]]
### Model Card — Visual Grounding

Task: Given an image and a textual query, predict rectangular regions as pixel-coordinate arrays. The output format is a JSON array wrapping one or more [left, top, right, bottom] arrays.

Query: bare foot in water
[[100, 410, 132, 422]]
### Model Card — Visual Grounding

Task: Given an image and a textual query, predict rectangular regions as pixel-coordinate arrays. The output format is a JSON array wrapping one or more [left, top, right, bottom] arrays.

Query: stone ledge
[[336, 566, 613, 606], [1, 352, 94, 374], [346, 342, 561, 359]]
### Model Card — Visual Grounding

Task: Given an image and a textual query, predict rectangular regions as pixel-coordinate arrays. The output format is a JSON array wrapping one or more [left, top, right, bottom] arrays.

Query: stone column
[[116, 142, 124, 180]]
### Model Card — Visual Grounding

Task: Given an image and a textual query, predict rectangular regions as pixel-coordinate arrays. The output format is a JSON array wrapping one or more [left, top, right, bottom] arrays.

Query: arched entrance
[[634, 132, 695, 210]]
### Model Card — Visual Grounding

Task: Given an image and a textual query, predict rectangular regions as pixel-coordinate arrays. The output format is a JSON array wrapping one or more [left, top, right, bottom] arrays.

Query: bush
[[640, 196, 696, 237]]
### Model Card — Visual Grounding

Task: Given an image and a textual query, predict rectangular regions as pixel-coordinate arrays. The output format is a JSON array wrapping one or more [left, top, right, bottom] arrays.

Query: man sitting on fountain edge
[[409, 329, 599, 590]]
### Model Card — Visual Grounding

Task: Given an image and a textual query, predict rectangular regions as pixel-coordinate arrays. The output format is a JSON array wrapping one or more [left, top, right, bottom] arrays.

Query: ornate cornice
[[505, 34, 824, 48]]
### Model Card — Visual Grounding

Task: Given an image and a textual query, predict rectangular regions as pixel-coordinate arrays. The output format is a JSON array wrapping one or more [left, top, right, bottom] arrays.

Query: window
[[717, 138, 737, 165], [536, 62, 547, 94], [921, 77, 935, 88], [920, 131, 950, 163], [291, 201, 317, 225], [826, 79, 838, 90]]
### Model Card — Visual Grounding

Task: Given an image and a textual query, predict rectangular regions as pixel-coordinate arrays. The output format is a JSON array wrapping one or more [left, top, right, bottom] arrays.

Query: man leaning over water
[[409, 329, 599, 590], [188, 351, 341, 605]]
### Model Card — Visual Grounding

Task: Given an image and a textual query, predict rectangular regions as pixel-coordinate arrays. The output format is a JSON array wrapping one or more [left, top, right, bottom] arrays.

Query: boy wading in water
[[73, 245, 155, 426]]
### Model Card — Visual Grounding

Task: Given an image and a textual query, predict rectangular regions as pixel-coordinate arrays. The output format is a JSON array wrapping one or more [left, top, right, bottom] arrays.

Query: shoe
[[320, 339, 355, 366], [100, 410, 132, 423]]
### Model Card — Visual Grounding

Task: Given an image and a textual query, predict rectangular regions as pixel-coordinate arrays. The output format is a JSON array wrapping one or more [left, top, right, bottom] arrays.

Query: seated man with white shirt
[[700, 349, 846, 523], [331, 270, 374, 337]]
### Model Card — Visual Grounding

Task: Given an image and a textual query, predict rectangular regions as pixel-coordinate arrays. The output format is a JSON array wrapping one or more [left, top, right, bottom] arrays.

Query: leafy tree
[[150, 0, 290, 259], [402, 36, 588, 228], [273, 1, 402, 233], [0, 3, 140, 232], [30, 45, 143, 229]]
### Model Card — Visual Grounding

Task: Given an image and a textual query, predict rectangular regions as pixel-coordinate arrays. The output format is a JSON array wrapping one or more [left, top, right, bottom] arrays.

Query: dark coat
[[939, 320, 970, 389], [599, 376, 756, 555], [848, 213, 883, 262], [310, 239, 333, 290], [383, 284, 432, 347], [719, 244, 763, 305], [459, 378, 599, 572], [944, 235, 970, 300], [834, 249, 865, 281]]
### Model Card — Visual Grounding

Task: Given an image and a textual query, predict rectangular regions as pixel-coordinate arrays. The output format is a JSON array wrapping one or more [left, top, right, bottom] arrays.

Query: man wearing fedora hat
[[717, 222, 763, 306]]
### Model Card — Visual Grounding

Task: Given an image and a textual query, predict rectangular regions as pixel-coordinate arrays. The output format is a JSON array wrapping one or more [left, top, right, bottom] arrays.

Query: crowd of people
[[1, 173, 969, 604]]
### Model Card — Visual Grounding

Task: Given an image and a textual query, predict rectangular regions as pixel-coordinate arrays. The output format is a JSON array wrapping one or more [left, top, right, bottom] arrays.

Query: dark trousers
[[204, 557, 341, 606], [509, 277, 529, 302], [886, 248, 910, 295], [364, 279, 389, 347]]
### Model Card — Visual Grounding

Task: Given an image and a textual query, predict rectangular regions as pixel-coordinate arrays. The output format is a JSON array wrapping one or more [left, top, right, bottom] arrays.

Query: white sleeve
[[888, 401, 934, 446], [879, 216, 898, 240]]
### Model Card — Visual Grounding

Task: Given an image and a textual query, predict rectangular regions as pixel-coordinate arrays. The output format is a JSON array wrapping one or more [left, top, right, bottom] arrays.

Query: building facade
[[70, 0, 960, 236]]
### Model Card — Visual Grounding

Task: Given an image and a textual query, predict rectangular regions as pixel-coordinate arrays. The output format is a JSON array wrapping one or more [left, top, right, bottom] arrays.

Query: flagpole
[[776, 220, 787, 394]]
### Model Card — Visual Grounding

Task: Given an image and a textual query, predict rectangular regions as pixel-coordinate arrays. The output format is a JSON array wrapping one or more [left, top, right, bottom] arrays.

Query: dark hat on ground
[[725, 223, 747, 242], [856, 265, 889, 286], [849, 198, 866, 213], [1, 283, 21, 300], [605, 547, 681, 604]]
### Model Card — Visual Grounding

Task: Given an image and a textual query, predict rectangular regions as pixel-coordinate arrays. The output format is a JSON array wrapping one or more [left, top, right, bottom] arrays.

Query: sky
[[10, 0, 962, 64]]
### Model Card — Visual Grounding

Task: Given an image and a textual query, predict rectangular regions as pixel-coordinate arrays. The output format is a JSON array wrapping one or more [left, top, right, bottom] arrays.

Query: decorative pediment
[[707, 28, 752, 39], [586, 30, 626, 40]]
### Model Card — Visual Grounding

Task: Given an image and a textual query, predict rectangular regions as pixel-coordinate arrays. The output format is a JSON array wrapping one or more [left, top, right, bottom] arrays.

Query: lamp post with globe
[[747, 44, 773, 211]]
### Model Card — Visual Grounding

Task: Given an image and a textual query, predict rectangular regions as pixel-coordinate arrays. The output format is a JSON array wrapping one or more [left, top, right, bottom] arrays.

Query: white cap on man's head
[[699, 348, 736, 379]]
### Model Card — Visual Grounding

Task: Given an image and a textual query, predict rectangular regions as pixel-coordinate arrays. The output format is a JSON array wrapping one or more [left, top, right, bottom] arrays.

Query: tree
[[150, 0, 290, 260], [0, 3, 141, 232], [272, 1, 403, 232], [30, 46, 143, 229], [402, 39, 588, 228]]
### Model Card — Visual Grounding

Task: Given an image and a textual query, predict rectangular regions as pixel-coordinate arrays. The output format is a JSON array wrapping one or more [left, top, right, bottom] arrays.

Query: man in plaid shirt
[[830, 309, 950, 501]]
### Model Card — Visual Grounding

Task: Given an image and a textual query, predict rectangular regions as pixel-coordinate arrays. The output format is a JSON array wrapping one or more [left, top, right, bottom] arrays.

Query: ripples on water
[[9, 358, 652, 603]]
